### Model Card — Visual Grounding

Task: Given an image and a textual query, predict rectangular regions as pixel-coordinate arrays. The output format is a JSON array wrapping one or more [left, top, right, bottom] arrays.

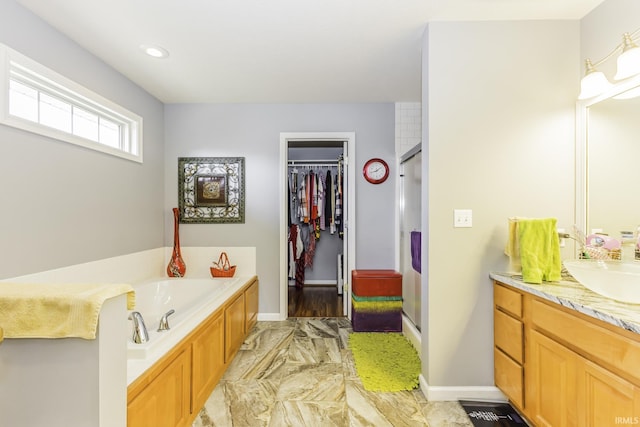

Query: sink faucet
[[128, 311, 149, 344], [157, 309, 175, 332]]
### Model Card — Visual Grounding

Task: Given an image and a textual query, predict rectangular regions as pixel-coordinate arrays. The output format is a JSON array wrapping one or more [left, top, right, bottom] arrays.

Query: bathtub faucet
[[157, 309, 175, 332], [128, 311, 149, 344]]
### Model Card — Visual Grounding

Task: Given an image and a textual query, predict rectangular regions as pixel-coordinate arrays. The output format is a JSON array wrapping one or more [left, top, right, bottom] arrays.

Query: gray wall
[[164, 103, 396, 315], [422, 20, 578, 388], [0, 1, 165, 279]]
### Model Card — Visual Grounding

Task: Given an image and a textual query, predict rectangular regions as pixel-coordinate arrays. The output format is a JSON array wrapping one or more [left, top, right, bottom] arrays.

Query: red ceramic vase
[[167, 207, 186, 277]]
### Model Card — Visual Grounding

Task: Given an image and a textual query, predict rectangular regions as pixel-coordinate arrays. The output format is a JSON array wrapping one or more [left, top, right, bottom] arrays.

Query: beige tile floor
[[193, 318, 474, 427]]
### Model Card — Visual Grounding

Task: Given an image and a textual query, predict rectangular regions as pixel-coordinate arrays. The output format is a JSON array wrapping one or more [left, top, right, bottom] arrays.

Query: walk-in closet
[[286, 141, 346, 317]]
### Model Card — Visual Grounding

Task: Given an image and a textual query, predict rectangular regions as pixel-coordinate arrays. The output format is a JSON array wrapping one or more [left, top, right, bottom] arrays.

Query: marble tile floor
[[193, 318, 474, 427]]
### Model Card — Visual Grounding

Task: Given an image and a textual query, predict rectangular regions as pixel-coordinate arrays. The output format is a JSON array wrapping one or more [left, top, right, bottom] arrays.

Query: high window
[[0, 43, 143, 162]]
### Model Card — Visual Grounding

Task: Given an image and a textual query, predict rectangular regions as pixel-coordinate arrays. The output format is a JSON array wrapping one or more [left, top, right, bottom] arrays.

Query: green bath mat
[[348, 332, 421, 392]]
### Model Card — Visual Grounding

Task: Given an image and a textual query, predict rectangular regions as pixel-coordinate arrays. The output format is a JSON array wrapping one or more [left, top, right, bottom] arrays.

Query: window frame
[[0, 43, 143, 163]]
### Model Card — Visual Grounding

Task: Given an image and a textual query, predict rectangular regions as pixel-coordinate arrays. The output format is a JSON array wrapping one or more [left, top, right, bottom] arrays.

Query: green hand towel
[[517, 218, 561, 284]]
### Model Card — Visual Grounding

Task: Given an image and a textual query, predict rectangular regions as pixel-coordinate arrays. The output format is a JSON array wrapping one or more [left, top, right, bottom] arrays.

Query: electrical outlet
[[454, 209, 472, 228]]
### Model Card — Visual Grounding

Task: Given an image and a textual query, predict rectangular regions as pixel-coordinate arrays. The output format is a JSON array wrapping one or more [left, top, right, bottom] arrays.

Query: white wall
[[0, 1, 165, 279], [164, 103, 396, 315], [422, 20, 578, 392]]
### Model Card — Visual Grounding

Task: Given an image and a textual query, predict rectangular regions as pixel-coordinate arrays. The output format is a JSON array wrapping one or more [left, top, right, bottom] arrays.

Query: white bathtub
[[126, 276, 251, 385]]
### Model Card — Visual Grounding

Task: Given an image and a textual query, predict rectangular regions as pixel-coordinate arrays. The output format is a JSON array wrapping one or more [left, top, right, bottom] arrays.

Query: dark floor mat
[[459, 400, 528, 427]]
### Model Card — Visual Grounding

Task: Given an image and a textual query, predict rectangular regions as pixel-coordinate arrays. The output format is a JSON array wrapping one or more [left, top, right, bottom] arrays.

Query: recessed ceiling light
[[140, 44, 169, 59]]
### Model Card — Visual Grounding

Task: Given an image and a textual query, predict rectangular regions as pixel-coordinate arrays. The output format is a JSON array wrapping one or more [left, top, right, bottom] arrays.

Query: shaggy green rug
[[348, 332, 421, 392]]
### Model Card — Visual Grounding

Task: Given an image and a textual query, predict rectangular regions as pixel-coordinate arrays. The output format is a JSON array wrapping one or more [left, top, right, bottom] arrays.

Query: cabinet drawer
[[531, 299, 640, 385], [494, 308, 523, 363], [494, 347, 524, 409], [494, 283, 522, 318]]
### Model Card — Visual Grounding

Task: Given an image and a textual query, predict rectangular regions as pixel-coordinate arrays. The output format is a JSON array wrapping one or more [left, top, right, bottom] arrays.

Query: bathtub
[[126, 276, 251, 385]]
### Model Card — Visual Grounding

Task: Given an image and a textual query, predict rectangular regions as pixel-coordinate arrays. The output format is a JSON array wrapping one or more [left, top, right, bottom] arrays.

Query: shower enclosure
[[399, 144, 422, 330]]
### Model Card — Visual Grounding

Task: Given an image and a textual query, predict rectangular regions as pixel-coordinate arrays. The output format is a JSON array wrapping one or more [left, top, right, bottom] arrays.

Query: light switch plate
[[454, 209, 472, 228]]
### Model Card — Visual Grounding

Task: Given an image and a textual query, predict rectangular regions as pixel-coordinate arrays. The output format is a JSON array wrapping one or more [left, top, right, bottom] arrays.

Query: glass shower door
[[400, 148, 422, 330]]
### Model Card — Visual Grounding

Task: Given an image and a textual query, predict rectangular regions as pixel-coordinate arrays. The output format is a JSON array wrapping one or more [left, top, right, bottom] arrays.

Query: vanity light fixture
[[614, 32, 640, 80], [578, 28, 640, 100], [140, 44, 169, 59], [578, 59, 613, 100]]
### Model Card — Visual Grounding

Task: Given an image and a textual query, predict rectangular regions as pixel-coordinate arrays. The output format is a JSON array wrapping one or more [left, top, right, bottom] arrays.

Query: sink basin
[[564, 259, 640, 304]]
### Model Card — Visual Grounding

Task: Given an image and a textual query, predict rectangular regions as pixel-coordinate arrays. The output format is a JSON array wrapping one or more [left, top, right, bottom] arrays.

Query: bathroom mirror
[[576, 73, 640, 243]]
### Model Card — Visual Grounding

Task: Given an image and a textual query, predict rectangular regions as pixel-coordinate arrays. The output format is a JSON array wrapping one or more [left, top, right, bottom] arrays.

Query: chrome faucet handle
[[128, 311, 149, 344], [157, 309, 175, 332]]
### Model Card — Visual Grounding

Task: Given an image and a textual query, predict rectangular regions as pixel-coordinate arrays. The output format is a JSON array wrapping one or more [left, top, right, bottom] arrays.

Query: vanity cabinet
[[128, 277, 259, 427], [494, 281, 640, 426]]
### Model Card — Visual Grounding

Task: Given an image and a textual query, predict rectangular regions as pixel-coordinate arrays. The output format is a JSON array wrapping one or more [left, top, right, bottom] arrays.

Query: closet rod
[[288, 159, 340, 167]]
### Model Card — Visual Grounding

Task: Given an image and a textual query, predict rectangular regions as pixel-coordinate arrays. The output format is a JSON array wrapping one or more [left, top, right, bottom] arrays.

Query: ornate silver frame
[[178, 157, 245, 223]]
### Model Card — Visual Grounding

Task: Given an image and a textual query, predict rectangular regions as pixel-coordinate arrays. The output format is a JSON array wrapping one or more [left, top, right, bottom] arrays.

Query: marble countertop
[[490, 272, 640, 335]]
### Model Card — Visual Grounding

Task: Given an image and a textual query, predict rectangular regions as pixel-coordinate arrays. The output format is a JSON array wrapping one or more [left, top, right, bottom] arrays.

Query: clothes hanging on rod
[[287, 157, 343, 286], [287, 159, 342, 229]]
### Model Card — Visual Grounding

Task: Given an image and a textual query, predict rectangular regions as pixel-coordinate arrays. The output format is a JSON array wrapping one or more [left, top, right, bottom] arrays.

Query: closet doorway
[[279, 132, 356, 320]]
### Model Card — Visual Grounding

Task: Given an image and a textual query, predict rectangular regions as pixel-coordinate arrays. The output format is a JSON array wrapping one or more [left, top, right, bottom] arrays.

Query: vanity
[[492, 44, 640, 425], [492, 273, 640, 426]]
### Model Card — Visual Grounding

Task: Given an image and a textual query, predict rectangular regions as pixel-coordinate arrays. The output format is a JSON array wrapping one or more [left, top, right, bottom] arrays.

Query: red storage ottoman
[[352, 270, 402, 297], [351, 270, 402, 332]]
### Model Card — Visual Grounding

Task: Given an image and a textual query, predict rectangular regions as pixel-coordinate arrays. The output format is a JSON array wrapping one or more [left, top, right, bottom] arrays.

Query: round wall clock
[[363, 158, 389, 184]]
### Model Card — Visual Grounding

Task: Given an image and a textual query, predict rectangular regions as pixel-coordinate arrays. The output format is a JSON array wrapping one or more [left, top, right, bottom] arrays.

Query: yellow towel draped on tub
[[516, 218, 562, 284], [0, 283, 135, 340]]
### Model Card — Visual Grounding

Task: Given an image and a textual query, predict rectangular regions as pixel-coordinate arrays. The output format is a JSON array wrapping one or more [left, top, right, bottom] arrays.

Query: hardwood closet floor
[[288, 285, 344, 317]]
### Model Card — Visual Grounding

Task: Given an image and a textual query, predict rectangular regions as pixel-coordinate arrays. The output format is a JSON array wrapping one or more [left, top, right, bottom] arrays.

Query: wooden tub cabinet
[[127, 276, 259, 427]]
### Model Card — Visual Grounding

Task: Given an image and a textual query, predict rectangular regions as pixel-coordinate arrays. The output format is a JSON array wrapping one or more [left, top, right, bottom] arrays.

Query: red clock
[[363, 158, 389, 184]]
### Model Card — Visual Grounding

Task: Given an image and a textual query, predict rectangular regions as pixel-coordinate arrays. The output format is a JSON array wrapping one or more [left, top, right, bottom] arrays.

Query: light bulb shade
[[614, 46, 640, 80], [578, 70, 613, 99]]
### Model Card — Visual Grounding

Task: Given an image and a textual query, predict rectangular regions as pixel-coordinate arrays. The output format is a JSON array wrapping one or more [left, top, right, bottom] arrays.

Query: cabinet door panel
[[192, 310, 225, 414], [580, 359, 640, 427], [245, 279, 259, 333], [127, 348, 191, 427], [528, 330, 578, 427], [494, 308, 523, 363], [494, 348, 523, 408], [494, 283, 522, 318], [225, 292, 245, 362]]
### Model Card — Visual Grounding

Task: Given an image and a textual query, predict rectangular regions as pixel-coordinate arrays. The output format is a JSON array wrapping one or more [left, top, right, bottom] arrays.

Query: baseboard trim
[[418, 375, 507, 402], [257, 313, 285, 321], [288, 279, 338, 286], [401, 314, 421, 357]]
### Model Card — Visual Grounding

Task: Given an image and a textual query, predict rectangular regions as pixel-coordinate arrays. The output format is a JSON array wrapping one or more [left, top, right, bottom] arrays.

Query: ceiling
[[16, 0, 605, 104]]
